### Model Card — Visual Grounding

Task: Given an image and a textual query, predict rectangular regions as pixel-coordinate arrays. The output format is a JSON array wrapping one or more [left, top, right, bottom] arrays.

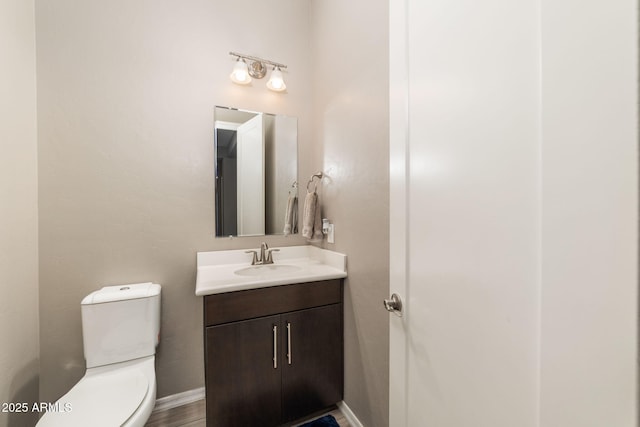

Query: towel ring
[[306, 172, 323, 193]]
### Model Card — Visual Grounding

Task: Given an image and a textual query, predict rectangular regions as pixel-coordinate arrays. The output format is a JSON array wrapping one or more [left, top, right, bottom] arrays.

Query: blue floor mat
[[299, 414, 340, 427]]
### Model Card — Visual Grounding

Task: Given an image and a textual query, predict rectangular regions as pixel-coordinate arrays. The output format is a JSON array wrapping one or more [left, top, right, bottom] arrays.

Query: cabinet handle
[[286, 322, 292, 365], [273, 325, 278, 369]]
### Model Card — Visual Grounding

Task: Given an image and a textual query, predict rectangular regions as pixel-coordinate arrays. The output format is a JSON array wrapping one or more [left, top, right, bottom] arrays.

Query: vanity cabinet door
[[281, 304, 343, 423], [205, 314, 282, 427]]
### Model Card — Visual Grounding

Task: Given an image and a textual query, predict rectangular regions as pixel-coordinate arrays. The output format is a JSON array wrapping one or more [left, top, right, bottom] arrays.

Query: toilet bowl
[[37, 356, 156, 427], [37, 283, 161, 427]]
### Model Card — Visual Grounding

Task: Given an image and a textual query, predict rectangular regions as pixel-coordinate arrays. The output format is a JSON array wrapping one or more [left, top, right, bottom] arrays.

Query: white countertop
[[195, 245, 347, 296]]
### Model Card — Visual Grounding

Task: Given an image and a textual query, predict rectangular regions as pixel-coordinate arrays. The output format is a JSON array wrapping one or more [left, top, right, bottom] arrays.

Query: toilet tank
[[81, 283, 161, 368]]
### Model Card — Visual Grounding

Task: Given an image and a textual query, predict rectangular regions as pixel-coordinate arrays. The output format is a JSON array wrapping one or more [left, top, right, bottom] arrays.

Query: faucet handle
[[265, 248, 280, 264], [244, 250, 259, 265]]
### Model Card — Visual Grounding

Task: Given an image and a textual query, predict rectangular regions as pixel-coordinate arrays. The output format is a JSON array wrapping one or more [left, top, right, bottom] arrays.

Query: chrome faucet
[[245, 242, 280, 265], [259, 242, 269, 264]]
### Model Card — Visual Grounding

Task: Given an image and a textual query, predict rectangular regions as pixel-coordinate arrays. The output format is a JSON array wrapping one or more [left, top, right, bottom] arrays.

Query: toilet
[[37, 282, 161, 427]]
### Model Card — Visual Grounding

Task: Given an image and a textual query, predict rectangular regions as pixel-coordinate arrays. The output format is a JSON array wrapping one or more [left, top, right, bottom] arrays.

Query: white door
[[237, 113, 265, 236], [389, 0, 541, 425], [390, 1, 638, 426]]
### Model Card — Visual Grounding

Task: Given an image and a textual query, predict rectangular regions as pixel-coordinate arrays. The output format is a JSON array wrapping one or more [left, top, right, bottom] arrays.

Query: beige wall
[[0, 0, 40, 426], [35, 0, 393, 418], [309, 0, 390, 426], [36, 0, 310, 401]]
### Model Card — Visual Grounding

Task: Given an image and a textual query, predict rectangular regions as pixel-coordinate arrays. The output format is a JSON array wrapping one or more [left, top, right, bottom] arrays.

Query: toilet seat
[[37, 362, 151, 427]]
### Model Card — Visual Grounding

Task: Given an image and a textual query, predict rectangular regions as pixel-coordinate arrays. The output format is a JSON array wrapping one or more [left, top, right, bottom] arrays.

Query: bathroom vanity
[[196, 246, 347, 427]]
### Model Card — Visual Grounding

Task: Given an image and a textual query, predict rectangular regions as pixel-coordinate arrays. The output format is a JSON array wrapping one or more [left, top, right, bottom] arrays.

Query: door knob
[[384, 293, 403, 316]]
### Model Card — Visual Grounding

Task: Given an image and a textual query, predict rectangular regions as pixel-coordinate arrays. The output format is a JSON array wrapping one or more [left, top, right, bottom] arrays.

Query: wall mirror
[[214, 106, 298, 237]]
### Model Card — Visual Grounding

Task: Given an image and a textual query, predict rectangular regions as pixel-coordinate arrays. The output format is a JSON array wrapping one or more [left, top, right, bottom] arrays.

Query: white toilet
[[37, 282, 161, 427]]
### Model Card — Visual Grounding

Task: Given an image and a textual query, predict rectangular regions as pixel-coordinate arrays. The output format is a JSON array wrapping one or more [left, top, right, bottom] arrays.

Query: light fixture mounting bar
[[229, 52, 287, 70]]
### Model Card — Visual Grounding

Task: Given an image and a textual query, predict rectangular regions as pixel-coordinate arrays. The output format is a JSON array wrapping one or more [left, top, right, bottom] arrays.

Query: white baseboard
[[152, 387, 205, 413], [337, 401, 364, 427]]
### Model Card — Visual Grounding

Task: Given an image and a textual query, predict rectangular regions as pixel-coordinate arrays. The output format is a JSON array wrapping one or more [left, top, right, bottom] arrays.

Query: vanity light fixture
[[266, 66, 286, 92], [229, 58, 251, 85], [229, 52, 287, 92]]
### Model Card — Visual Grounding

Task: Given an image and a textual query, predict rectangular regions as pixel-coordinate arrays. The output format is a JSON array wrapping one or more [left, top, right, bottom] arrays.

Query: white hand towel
[[283, 194, 298, 236], [291, 195, 298, 234], [284, 195, 293, 235], [312, 196, 323, 241], [301, 192, 317, 239]]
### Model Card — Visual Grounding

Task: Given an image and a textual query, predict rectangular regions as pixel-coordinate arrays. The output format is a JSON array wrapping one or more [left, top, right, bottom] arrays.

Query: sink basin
[[196, 246, 347, 296], [235, 264, 302, 277]]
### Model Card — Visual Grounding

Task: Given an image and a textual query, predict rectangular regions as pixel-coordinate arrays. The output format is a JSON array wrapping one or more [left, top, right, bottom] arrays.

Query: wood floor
[[145, 400, 351, 427]]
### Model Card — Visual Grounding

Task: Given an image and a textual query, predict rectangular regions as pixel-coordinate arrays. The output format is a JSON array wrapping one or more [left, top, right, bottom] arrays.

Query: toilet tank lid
[[82, 283, 161, 305]]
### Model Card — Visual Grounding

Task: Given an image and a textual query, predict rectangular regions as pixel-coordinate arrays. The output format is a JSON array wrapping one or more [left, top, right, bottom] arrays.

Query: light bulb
[[267, 67, 286, 92], [230, 59, 251, 85]]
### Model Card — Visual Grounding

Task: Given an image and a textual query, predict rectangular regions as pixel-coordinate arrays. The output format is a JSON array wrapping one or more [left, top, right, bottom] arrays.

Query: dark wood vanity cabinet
[[281, 303, 343, 422], [204, 280, 343, 427], [205, 314, 283, 426]]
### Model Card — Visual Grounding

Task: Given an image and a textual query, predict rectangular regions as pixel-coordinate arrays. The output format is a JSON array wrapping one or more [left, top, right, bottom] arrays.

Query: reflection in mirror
[[214, 106, 298, 237]]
